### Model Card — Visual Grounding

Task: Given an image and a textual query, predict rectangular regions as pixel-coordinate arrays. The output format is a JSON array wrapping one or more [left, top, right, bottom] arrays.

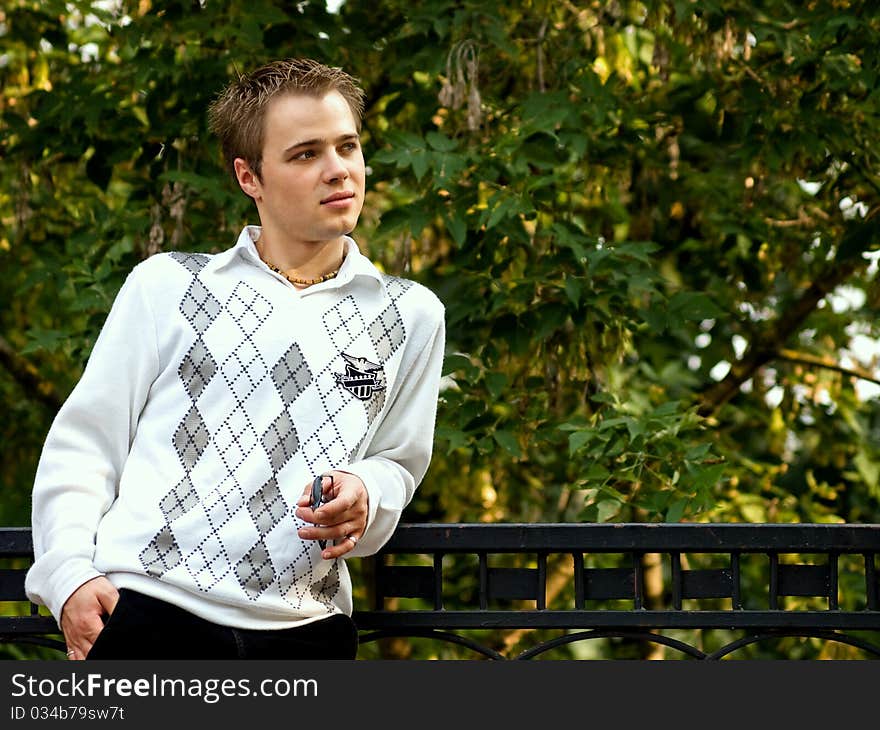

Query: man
[[25, 58, 446, 660]]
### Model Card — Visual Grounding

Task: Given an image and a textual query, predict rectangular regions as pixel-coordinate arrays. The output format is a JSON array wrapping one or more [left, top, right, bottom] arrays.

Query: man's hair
[[207, 57, 366, 184]]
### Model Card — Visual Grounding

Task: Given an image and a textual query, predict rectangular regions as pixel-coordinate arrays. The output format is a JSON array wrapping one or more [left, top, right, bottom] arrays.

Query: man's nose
[[323, 151, 349, 182]]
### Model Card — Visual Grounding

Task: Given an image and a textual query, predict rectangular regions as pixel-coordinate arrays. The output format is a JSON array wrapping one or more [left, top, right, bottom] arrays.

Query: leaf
[[21, 327, 71, 355], [614, 241, 661, 262], [443, 212, 467, 246], [665, 498, 688, 523], [432, 151, 467, 185], [596, 499, 622, 522], [552, 222, 591, 261], [590, 392, 618, 406], [685, 443, 712, 460], [650, 401, 681, 419], [639, 306, 668, 333], [493, 429, 521, 457], [425, 131, 458, 152], [411, 149, 430, 181], [668, 291, 725, 320], [687, 463, 727, 491], [624, 417, 645, 440], [582, 463, 611, 482], [485, 194, 516, 230], [519, 91, 573, 133], [484, 372, 508, 398], [434, 426, 469, 454], [854, 449, 879, 490], [564, 277, 582, 306], [520, 132, 563, 169], [443, 352, 475, 376], [568, 430, 593, 455], [376, 207, 411, 236], [740, 498, 767, 523]]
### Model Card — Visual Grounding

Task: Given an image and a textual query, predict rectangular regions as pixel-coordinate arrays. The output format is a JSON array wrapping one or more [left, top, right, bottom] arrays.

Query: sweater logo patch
[[335, 353, 386, 401]]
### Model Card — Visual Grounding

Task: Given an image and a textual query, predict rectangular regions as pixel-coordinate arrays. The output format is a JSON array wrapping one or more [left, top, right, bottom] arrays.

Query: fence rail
[[2, 524, 879, 659]]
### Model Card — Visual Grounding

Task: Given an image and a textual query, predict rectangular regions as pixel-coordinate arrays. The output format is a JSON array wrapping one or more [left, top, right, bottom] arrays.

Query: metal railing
[[2, 524, 879, 659], [354, 523, 880, 659]]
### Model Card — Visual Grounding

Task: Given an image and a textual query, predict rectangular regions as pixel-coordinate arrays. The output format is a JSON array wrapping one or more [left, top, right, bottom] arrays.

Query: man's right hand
[[60, 577, 119, 660]]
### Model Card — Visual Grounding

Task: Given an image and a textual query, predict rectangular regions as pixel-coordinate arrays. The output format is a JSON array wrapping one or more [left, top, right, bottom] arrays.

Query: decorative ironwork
[[2, 524, 879, 659], [354, 523, 880, 659]]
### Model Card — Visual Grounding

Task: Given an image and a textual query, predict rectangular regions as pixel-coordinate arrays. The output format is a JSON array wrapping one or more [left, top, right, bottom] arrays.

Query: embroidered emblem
[[335, 353, 386, 401]]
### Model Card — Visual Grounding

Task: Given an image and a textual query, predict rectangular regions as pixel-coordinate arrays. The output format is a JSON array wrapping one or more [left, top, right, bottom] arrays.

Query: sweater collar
[[209, 226, 389, 296]]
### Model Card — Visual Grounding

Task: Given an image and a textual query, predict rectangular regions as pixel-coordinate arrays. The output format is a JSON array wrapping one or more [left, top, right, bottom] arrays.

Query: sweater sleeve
[[25, 266, 160, 623], [340, 300, 445, 557]]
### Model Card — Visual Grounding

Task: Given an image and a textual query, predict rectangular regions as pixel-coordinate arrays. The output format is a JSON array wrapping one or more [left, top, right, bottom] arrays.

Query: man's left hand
[[295, 470, 369, 559]]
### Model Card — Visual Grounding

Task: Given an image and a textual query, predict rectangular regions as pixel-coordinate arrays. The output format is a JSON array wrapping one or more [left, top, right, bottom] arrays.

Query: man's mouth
[[321, 192, 355, 204]]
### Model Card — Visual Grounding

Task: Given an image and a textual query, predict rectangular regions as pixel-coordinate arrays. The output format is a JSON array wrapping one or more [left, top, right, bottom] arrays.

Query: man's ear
[[233, 158, 261, 201]]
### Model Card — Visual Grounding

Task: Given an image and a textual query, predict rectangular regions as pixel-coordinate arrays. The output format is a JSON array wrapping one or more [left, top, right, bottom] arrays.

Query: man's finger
[[97, 589, 119, 617]]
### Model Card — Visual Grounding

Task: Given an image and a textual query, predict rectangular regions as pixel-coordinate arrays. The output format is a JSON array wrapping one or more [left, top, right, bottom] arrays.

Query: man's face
[[238, 90, 366, 249]]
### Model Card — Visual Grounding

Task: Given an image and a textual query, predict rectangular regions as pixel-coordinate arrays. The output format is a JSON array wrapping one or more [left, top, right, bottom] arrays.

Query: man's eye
[[294, 150, 316, 160]]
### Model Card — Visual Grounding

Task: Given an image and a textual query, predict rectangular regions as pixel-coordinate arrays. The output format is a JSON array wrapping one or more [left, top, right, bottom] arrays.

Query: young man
[[25, 58, 446, 660]]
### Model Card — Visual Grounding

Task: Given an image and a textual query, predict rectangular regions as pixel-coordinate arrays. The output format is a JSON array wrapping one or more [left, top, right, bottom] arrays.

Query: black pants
[[86, 588, 358, 660]]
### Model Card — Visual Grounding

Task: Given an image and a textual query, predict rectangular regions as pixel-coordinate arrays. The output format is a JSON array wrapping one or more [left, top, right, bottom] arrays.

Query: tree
[[2, 0, 878, 658]]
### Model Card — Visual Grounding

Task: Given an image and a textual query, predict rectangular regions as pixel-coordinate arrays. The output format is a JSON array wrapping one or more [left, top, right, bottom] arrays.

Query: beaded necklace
[[258, 243, 343, 286], [263, 258, 342, 286]]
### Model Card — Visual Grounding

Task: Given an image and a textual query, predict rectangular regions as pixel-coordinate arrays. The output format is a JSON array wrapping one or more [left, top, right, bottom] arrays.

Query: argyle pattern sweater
[[26, 227, 445, 629]]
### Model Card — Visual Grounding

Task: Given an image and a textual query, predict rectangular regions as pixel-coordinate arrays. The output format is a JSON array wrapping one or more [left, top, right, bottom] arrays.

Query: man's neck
[[256, 233, 347, 282]]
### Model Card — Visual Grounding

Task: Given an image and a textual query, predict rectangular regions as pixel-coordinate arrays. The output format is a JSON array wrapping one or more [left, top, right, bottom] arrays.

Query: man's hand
[[295, 470, 369, 559], [60, 576, 119, 660]]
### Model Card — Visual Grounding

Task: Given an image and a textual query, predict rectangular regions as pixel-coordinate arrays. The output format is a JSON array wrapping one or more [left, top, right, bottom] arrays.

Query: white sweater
[[26, 226, 445, 629]]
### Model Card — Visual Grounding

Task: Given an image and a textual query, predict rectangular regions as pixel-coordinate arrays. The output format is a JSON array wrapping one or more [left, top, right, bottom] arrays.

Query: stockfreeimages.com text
[[10, 672, 318, 705]]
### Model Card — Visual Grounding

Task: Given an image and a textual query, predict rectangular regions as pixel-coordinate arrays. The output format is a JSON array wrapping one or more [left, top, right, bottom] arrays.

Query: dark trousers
[[86, 588, 358, 660]]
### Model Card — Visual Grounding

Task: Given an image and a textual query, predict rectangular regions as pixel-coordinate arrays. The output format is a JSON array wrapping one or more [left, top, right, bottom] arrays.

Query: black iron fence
[[3, 523, 879, 659]]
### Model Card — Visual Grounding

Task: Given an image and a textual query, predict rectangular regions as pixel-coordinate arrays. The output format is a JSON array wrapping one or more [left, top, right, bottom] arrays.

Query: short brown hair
[[208, 58, 366, 184]]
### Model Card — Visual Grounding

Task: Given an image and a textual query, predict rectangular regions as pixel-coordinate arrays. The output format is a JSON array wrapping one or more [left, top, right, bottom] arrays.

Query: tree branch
[[777, 347, 880, 386], [697, 257, 862, 416]]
